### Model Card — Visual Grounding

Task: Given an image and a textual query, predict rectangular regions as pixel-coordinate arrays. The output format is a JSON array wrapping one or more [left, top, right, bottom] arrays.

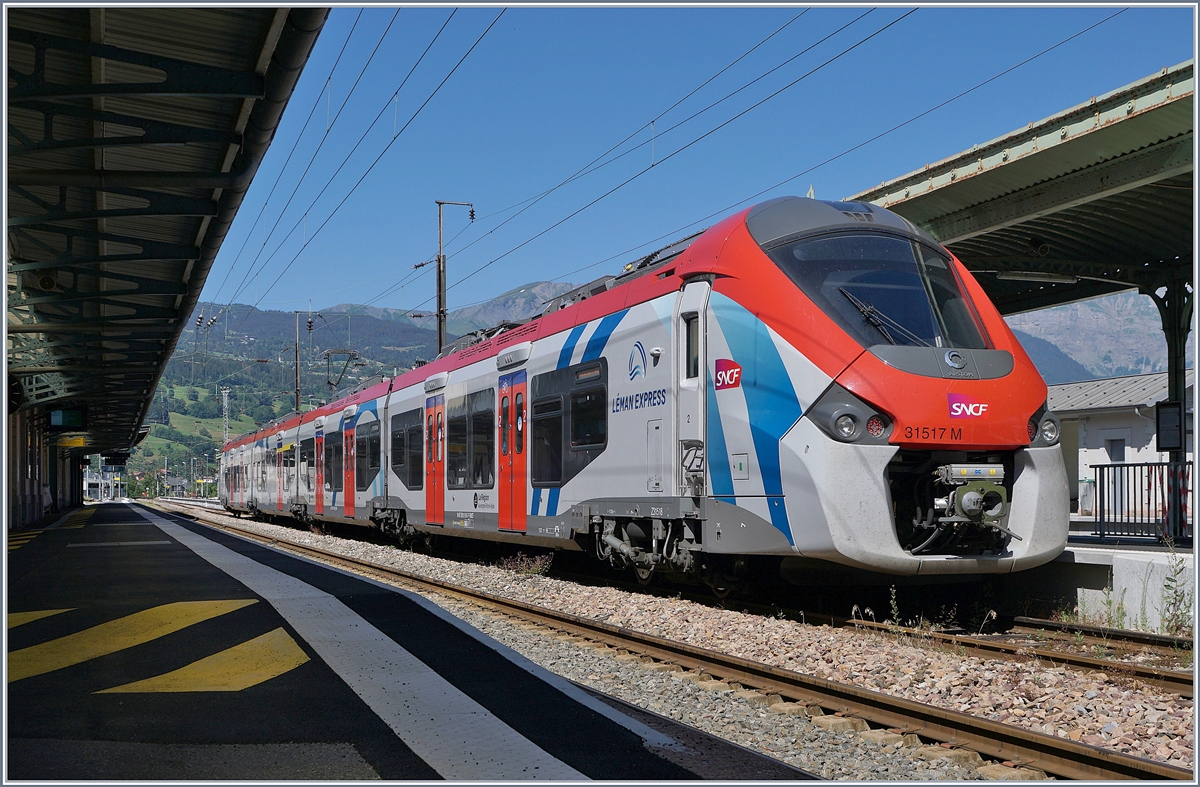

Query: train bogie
[[219, 196, 1070, 583]]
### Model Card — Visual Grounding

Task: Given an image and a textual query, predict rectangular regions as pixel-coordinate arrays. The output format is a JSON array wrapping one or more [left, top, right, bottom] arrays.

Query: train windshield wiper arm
[[839, 288, 931, 347]]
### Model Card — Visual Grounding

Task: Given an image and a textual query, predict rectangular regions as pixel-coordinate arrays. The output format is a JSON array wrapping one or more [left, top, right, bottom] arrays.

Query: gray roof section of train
[[745, 196, 941, 249]]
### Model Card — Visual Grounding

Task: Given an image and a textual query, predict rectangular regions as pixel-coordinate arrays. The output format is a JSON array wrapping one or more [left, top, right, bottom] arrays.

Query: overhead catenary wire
[[242, 8, 1129, 370], [534, 6, 1133, 292], [443, 8, 918, 297], [206, 9, 365, 309], [234, 9, 507, 330], [224, 8, 405, 313]]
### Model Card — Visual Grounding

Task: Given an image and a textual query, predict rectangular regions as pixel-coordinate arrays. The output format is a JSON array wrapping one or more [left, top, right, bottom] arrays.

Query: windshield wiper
[[839, 288, 931, 347]]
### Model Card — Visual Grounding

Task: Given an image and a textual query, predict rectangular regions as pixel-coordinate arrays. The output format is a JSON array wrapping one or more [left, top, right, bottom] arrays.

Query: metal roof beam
[[14, 281, 189, 306], [9, 100, 240, 157], [7, 321, 177, 334], [8, 28, 265, 100], [926, 134, 1193, 243], [9, 184, 218, 226]]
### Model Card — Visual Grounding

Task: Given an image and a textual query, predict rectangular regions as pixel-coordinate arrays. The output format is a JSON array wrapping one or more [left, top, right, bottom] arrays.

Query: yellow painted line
[[7, 599, 258, 682], [96, 628, 309, 693], [7, 609, 73, 629]]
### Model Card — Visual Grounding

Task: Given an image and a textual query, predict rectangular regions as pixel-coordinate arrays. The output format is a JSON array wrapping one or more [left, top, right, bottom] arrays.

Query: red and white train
[[219, 197, 1069, 586]]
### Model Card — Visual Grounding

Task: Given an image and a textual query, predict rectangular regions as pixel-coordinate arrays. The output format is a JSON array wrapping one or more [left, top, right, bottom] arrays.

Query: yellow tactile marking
[[7, 532, 42, 551], [7, 599, 258, 682], [7, 609, 73, 629], [96, 627, 309, 693]]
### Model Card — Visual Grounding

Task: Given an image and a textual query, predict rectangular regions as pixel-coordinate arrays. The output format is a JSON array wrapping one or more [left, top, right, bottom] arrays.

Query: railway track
[[156, 500, 1192, 781]]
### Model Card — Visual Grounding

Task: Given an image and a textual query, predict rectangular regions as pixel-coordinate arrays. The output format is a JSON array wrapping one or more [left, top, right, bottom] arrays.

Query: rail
[[153, 501, 1193, 781]]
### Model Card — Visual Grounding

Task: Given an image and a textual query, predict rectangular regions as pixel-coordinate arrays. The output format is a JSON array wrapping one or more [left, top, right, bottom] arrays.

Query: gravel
[[162, 504, 1194, 776]]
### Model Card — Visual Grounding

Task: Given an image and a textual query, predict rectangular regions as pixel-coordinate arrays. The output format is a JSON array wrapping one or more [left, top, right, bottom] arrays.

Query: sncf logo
[[948, 393, 989, 418], [715, 359, 742, 390]]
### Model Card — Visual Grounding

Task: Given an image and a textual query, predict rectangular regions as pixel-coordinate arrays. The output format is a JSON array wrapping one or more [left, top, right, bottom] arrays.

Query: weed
[[976, 609, 997, 636], [1104, 582, 1128, 629], [1073, 630, 1085, 648], [1160, 535, 1194, 638], [888, 585, 901, 626], [1092, 644, 1109, 660], [497, 551, 554, 577]]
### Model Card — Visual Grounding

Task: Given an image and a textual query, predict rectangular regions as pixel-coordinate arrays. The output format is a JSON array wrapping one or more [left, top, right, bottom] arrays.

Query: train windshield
[[767, 233, 987, 349]]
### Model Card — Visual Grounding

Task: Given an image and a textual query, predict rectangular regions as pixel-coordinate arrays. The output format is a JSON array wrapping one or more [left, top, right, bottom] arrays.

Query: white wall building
[[1049, 370, 1193, 514]]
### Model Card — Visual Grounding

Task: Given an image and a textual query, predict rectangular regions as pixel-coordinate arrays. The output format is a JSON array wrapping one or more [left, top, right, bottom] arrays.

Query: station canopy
[[849, 61, 1193, 403], [6, 7, 328, 454]]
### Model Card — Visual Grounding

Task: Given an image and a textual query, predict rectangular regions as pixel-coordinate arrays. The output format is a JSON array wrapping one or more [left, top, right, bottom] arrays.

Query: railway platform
[[7, 502, 798, 780]]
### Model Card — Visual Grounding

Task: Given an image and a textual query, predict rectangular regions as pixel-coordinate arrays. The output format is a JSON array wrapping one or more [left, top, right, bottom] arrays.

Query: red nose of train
[[835, 345, 1047, 450]]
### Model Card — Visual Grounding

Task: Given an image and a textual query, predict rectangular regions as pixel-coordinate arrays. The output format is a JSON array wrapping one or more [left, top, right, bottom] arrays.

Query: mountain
[[1005, 291, 1192, 378], [445, 281, 576, 335], [1009, 330, 1095, 384]]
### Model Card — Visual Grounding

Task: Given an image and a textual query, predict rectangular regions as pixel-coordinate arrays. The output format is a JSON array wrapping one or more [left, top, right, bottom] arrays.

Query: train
[[219, 196, 1070, 590]]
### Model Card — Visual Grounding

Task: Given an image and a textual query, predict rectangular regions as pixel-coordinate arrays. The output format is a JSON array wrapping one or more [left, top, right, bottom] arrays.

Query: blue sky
[[203, 4, 1195, 323]]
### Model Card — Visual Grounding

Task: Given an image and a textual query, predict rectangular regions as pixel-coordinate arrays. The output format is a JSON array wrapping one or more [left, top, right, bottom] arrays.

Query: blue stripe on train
[[706, 366, 735, 505], [557, 325, 587, 369], [530, 487, 542, 516], [711, 293, 801, 544]]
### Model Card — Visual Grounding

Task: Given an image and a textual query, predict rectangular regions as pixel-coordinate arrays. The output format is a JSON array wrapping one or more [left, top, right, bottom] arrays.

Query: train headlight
[[1027, 403, 1060, 447], [807, 383, 893, 445]]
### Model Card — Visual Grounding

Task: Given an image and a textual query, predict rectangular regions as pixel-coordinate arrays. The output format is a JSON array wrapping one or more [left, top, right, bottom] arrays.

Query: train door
[[343, 419, 355, 518], [425, 394, 445, 525], [498, 371, 528, 531], [314, 425, 325, 516], [675, 281, 710, 496], [275, 439, 284, 511]]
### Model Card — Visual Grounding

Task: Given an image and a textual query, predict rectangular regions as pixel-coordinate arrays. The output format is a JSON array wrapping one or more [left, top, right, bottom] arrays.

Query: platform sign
[[1156, 401, 1184, 452], [47, 407, 87, 431], [58, 436, 86, 447]]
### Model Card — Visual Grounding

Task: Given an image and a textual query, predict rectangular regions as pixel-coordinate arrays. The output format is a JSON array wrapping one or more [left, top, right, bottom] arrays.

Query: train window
[[446, 410, 468, 489], [427, 415, 434, 463], [437, 412, 443, 462], [406, 425, 423, 489], [356, 421, 380, 491], [501, 396, 509, 456], [300, 438, 314, 491], [571, 388, 607, 447], [391, 415, 406, 472], [325, 431, 343, 492], [684, 314, 700, 380], [368, 422, 381, 471], [766, 233, 988, 350], [471, 401, 494, 488], [446, 389, 495, 489], [532, 397, 563, 485], [515, 393, 524, 454]]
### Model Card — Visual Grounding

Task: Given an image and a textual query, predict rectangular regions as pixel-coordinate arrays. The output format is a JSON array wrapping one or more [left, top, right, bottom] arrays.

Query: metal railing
[[1092, 461, 1192, 544]]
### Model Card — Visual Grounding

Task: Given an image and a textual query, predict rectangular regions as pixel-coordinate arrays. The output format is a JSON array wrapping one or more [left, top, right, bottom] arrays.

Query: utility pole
[[416, 200, 473, 355], [221, 387, 231, 443], [294, 311, 301, 412]]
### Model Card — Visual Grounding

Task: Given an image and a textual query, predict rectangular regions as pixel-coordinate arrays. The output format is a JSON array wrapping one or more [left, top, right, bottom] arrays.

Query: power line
[[208, 10, 365, 309], [225, 8, 404, 311], [236, 9, 506, 327], [444, 9, 918, 296], [227, 10, 460, 332], [530, 8, 1133, 294]]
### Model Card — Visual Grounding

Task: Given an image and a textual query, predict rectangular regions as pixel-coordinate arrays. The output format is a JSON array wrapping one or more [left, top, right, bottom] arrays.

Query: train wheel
[[634, 565, 654, 586]]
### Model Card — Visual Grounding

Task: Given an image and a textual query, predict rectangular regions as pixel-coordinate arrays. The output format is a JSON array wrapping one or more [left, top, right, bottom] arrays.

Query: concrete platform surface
[[7, 503, 710, 780]]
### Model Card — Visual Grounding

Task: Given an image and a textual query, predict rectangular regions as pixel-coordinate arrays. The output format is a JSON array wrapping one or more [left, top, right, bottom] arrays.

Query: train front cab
[[723, 197, 1070, 575]]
